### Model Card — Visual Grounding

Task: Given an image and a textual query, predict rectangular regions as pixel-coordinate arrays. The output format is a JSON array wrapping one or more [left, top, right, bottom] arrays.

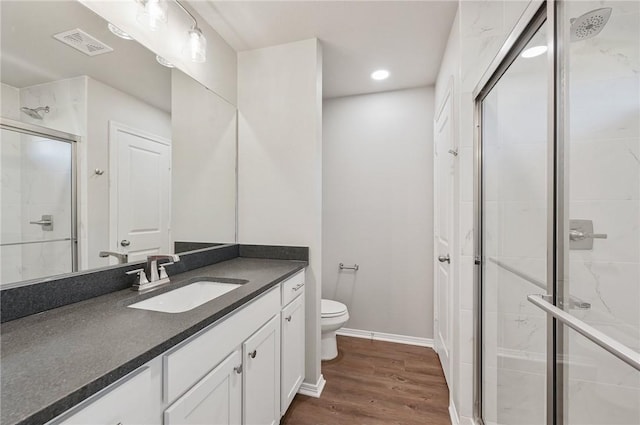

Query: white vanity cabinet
[[243, 315, 281, 425], [47, 268, 308, 425], [280, 271, 306, 415], [164, 350, 242, 425]]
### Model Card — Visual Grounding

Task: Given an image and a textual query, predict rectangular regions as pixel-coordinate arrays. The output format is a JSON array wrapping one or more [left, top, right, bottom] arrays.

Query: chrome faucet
[[147, 254, 180, 282], [99, 250, 128, 264], [126, 254, 180, 291]]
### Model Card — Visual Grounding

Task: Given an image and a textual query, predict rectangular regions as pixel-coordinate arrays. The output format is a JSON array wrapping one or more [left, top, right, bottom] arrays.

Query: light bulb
[[137, 0, 168, 32], [185, 28, 207, 63]]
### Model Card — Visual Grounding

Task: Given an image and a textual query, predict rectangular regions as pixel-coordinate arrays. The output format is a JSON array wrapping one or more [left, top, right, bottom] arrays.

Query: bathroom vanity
[[0, 249, 307, 425]]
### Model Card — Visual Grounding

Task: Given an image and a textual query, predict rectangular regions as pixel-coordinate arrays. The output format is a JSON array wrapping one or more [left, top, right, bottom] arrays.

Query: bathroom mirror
[[0, 0, 237, 286]]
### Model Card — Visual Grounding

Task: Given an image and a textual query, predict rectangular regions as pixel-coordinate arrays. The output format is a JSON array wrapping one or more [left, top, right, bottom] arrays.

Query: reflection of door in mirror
[[109, 122, 171, 265]]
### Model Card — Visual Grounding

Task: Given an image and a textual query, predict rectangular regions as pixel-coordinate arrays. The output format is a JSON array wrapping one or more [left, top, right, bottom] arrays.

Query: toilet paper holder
[[339, 263, 359, 271]]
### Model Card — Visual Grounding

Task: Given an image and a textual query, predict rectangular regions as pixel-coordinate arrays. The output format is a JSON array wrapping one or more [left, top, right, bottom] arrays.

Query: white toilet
[[320, 299, 349, 361]]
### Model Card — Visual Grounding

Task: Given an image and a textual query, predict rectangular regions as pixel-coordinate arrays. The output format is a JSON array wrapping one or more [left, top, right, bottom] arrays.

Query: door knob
[[120, 240, 131, 247], [249, 350, 257, 359], [438, 255, 451, 264]]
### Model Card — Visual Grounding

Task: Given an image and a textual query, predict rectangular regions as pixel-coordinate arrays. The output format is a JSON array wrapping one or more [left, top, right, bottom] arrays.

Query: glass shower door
[[560, 1, 640, 423], [480, 18, 549, 425], [0, 123, 76, 285]]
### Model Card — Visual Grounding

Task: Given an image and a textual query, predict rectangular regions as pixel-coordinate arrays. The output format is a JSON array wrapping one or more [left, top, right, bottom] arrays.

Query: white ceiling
[[1, 0, 171, 112], [194, 1, 458, 98]]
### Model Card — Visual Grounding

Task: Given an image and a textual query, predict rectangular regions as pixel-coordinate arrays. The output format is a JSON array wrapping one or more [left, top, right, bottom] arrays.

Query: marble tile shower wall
[[1, 77, 87, 284], [563, 2, 640, 423]]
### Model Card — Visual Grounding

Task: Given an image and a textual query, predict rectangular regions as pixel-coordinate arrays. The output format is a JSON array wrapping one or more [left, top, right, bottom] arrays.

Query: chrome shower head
[[570, 7, 612, 42], [20, 106, 50, 120]]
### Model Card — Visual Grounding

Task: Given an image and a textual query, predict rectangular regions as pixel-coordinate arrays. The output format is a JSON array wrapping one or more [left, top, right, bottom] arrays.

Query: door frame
[[108, 121, 171, 262], [472, 1, 559, 424], [433, 77, 455, 387]]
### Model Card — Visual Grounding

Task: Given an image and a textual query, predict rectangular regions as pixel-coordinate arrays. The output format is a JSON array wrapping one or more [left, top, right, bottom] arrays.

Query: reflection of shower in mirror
[[20, 106, 50, 120], [570, 7, 612, 42]]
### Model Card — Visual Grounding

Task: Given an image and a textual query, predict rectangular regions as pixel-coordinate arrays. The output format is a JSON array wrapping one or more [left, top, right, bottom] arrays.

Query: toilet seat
[[321, 299, 347, 318]]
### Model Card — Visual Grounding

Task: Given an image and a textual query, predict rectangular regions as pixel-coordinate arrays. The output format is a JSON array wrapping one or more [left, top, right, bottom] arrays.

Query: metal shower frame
[[472, 0, 640, 424], [0, 117, 79, 274]]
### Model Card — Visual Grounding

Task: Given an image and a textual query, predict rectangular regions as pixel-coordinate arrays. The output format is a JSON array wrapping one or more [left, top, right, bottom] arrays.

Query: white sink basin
[[128, 281, 242, 313]]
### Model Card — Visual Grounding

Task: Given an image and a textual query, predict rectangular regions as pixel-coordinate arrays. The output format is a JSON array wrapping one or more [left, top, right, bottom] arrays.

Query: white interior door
[[434, 85, 454, 386], [110, 122, 171, 263]]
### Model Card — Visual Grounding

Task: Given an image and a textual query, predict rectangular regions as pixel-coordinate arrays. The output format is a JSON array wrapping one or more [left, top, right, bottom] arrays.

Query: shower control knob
[[120, 240, 131, 247], [438, 255, 451, 264]]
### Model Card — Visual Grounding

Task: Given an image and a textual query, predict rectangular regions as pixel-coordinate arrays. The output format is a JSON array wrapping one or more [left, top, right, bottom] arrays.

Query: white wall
[[1, 83, 20, 119], [171, 69, 237, 245], [79, 0, 237, 105], [86, 77, 171, 269], [322, 87, 435, 340], [237, 38, 323, 388]]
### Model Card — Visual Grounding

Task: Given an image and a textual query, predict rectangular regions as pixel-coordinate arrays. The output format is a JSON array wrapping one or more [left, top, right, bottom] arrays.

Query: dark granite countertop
[[0, 257, 307, 425]]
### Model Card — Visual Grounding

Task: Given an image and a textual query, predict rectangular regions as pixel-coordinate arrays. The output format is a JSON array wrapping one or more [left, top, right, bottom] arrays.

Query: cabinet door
[[281, 293, 305, 415], [164, 350, 242, 425], [243, 315, 280, 425]]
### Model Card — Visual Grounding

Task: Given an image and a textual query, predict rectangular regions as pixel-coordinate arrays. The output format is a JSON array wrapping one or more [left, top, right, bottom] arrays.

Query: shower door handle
[[528, 294, 640, 372]]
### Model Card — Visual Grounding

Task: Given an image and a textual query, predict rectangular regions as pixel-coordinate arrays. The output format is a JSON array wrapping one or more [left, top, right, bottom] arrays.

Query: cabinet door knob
[[285, 315, 292, 322], [249, 350, 257, 359], [234, 365, 243, 374]]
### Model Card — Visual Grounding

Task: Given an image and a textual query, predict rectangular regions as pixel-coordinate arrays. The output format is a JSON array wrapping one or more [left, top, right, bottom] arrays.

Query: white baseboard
[[449, 398, 460, 425], [298, 374, 326, 398], [336, 327, 434, 348]]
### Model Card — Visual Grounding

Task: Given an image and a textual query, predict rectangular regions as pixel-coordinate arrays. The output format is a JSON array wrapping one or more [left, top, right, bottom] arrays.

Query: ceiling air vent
[[53, 28, 114, 57]]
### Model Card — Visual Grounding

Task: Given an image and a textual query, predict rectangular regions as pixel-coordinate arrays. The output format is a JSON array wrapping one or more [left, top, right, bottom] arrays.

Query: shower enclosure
[[475, 1, 639, 424], [0, 118, 77, 285]]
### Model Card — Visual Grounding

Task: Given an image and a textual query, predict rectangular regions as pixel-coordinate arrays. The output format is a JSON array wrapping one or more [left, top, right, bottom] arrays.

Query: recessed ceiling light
[[371, 69, 390, 80], [521, 45, 547, 58], [107, 22, 133, 40], [156, 55, 175, 68]]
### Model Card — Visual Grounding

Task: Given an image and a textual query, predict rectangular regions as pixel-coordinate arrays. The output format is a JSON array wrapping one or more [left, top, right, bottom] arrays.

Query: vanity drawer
[[163, 286, 280, 404], [281, 270, 305, 306]]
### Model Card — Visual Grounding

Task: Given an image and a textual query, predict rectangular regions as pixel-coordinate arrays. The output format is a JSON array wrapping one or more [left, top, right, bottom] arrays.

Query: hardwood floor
[[281, 336, 451, 425]]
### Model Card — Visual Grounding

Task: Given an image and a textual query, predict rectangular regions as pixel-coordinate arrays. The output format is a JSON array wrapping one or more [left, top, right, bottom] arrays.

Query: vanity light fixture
[[156, 55, 175, 68], [137, 0, 168, 32], [136, 0, 207, 63], [371, 69, 390, 80], [521, 45, 547, 58], [174, 0, 207, 63], [107, 23, 134, 40], [186, 27, 207, 63]]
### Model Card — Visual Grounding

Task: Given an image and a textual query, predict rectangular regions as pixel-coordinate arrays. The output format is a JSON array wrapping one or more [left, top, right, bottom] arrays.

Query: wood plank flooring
[[281, 336, 451, 425]]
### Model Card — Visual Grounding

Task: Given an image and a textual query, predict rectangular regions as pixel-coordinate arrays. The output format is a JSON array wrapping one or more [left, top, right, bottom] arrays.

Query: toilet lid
[[321, 299, 347, 318]]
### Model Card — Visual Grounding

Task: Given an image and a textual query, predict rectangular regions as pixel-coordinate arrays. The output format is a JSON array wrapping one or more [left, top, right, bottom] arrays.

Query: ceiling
[[194, 1, 458, 98], [1, 0, 171, 112]]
